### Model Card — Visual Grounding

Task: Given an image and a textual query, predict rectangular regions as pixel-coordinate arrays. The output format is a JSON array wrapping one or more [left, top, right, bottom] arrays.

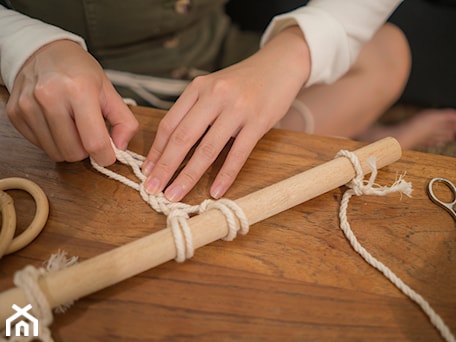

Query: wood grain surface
[[0, 87, 455, 341]]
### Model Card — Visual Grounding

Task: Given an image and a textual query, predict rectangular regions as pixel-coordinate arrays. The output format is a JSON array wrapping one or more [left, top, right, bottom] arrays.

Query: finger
[[143, 82, 200, 175], [210, 124, 263, 199], [100, 82, 139, 151], [8, 88, 66, 161], [39, 100, 89, 162], [69, 85, 115, 166], [164, 114, 241, 202], [30, 78, 92, 162], [143, 100, 219, 196], [6, 90, 42, 149]]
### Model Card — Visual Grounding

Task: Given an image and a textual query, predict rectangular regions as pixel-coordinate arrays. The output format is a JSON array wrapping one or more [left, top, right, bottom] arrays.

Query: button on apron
[[164, 37, 180, 49], [174, 0, 192, 14]]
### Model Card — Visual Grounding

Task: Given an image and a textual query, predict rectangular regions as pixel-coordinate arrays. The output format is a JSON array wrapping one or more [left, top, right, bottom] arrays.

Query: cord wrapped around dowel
[[0, 137, 402, 326]]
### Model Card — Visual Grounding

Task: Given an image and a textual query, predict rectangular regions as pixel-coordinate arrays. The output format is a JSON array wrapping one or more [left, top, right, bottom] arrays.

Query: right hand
[[6, 39, 138, 166], [143, 26, 310, 201]]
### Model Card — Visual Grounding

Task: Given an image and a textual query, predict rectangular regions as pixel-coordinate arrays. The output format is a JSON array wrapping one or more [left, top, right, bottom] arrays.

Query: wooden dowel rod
[[0, 137, 401, 325]]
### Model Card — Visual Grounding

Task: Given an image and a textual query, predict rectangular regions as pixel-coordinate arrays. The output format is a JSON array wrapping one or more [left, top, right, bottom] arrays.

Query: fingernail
[[210, 184, 224, 199], [142, 160, 155, 176], [165, 185, 184, 202], [117, 141, 128, 151], [144, 176, 161, 195]]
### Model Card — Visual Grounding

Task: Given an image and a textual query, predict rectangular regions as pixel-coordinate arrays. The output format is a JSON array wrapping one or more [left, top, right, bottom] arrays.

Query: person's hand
[[6, 39, 138, 166], [143, 26, 310, 202]]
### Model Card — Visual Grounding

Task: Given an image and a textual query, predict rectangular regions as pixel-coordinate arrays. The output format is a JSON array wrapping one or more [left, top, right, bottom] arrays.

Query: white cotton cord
[[138, 186, 197, 217], [291, 99, 315, 134], [3, 251, 78, 342], [105, 69, 188, 97], [12, 266, 53, 342], [167, 198, 249, 261], [122, 98, 137, 106], [337, 150, 454, 342], [275, 99, 315, 134], [44, 251, 79, 314], [113, 140, 146, 179], [90, 160, 140, 192], [139, 187, 172, 215], [128, 86, 176, 109], [8, 139, 449, 340], [91, 140, 250, 263], [105, 69, 188, 109], [168, 209, 193, 262], [336, 151, 413, 198], [199, 199, 249, 241], [89, 141, 146, 192]]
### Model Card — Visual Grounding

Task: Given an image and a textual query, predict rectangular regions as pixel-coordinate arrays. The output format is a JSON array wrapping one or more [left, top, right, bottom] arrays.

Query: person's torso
[[9, 0, 237, 77]]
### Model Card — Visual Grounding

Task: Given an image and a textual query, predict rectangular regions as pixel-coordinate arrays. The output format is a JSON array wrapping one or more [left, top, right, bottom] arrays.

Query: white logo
[[5, 304, 39, 337]]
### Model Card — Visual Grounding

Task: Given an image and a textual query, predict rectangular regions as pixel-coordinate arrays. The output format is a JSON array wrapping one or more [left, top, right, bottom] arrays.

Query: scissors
[[427, 177, 456, 221]]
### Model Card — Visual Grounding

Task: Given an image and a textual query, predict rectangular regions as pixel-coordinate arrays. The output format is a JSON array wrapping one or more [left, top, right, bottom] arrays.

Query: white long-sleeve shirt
[[261, 0, 402, 85], [0, 5, 86, 91], [0, 1, 401, 92]]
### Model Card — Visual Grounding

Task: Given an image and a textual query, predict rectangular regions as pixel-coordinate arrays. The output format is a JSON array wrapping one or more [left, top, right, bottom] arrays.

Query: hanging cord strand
[[336, 150, 454, 342]]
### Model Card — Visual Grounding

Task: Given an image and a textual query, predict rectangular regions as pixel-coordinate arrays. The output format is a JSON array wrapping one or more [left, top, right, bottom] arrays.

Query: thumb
[[101, 82, 139, 151]]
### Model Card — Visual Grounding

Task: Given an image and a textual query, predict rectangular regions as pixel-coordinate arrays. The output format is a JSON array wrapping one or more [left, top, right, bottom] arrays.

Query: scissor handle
[[427, 177, 456, 221]]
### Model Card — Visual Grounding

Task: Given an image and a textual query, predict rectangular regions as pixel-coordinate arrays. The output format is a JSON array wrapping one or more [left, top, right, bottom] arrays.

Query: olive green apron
[[9, 0, 260, 79]]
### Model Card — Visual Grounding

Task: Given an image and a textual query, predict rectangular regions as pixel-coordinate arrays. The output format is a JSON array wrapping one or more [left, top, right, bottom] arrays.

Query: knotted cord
[[89, 140, 249, 262], [2, 144, 454, 342], [336, 150, 454, 342], [1, 252, 77, 342]]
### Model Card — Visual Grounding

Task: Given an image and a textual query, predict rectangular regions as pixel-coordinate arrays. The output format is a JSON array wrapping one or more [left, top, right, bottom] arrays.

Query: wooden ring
[[0, 177, 49, 257], [0, 190, 16, 257]]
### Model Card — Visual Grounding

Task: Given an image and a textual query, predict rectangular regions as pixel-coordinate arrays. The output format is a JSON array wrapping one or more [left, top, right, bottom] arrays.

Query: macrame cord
[[1, 251, 78, 342], [336, 150, 454, 342], [89, 141, 249, 262], [2, 144, 454, 342]]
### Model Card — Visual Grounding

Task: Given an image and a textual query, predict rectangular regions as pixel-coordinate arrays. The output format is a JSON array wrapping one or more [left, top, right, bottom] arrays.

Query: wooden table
[[0, 87, 455, 341]]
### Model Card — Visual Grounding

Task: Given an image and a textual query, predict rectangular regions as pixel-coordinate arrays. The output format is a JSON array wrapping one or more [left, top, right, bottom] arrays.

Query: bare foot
[[358, 108, 456, 150]]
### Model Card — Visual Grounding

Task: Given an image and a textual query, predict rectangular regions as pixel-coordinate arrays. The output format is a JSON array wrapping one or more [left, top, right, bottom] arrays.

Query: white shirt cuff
[[0, 6, 87, 91], [261, 0, 402, 87]]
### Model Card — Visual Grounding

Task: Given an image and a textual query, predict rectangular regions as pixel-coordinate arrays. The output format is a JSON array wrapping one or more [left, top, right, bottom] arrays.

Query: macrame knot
[[3, 251, 78, 342], [199, 199, 249, 241], [167, 208, 193, 262], [336, 150, 413, 198], [13, 266, 53, 332], [139, 185, 172, 215], [91, 141, 250, 263]]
